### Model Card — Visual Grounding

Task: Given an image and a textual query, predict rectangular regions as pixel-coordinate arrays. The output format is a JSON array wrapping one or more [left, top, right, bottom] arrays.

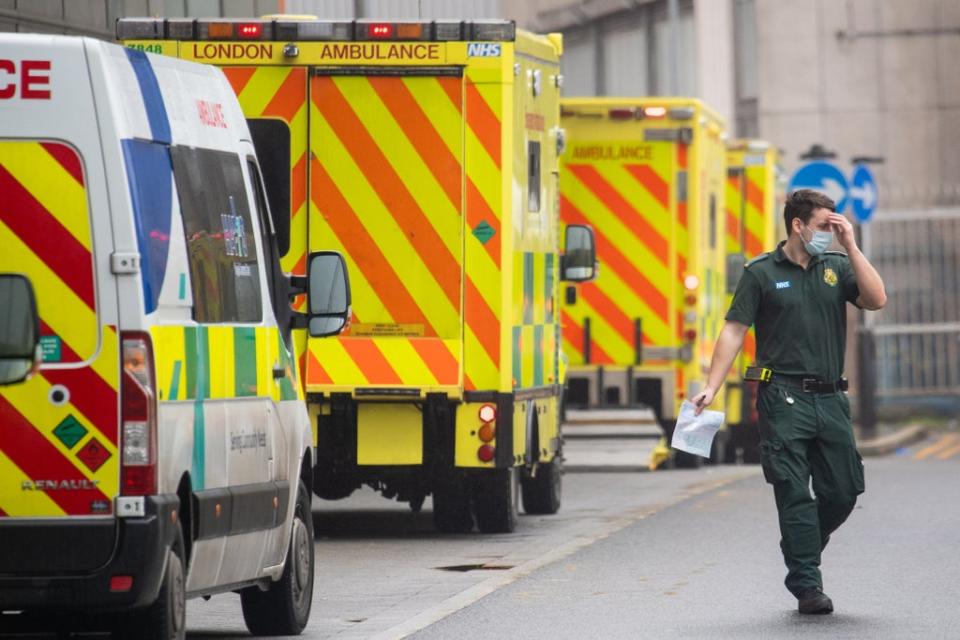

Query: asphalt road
[[413, 446, 960, 639]]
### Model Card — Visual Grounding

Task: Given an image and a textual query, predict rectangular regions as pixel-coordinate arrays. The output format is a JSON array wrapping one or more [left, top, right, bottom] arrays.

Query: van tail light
[[477, 444, 495, 463], [121, 332, 158, 496], [684, 328, 697, 342], [478, 403, 497, 423]]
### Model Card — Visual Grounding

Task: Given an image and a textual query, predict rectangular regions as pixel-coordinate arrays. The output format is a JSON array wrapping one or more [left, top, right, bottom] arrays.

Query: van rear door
[[0, 36, 120, 572]]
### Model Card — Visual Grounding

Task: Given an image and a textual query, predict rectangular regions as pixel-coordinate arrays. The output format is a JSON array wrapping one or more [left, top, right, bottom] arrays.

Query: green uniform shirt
[[726, 241, 860, 381]]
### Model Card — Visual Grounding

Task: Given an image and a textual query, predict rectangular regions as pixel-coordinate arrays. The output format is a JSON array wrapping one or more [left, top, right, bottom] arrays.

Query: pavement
[[414, 436, 960, 639]]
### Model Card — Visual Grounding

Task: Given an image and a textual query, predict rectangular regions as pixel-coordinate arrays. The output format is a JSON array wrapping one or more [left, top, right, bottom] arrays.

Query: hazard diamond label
[[472, 220, 496, 245], [76, 437, 111, 472], [52, 415, 88, 449]]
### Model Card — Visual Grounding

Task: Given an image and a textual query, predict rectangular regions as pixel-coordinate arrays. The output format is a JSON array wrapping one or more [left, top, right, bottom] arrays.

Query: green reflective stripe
[[233, 327, 258, 397], [169, 360, 182, 401], [545, 253, 555, 323], [523, 252, 534, 325], [533, 325, 544, 386], [186, 326, 209, 490], [512, 326, 522, 387]]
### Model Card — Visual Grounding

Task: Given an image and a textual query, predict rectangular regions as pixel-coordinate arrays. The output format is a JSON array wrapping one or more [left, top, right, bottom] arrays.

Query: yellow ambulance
[[720, 139, 783, 463], [118, 17, 596, 533], [559, 97, 727, 468]]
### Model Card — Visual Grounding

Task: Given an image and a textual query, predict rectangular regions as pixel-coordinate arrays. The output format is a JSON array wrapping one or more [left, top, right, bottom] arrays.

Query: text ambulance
[[118, 18, 596, 533], [0, 34, 350, 638]]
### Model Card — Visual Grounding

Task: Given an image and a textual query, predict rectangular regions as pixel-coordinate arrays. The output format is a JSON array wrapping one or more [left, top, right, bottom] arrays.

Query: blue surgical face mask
[[802, 225, 833, 256]]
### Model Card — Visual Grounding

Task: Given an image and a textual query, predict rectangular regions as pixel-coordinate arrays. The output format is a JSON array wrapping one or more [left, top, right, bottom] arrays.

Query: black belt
[[768, 374, 848, 394]]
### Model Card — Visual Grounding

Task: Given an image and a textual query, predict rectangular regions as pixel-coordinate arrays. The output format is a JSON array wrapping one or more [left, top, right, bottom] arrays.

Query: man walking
[[691, 189, 886, 614]]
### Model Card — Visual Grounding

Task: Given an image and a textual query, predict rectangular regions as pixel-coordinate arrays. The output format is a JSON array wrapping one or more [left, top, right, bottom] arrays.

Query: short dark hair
[[783, 189, 835, 236]]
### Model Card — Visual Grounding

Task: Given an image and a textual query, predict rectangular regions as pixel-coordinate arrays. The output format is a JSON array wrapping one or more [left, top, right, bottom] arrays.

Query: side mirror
[[726, 253, 747, 294], [561, 224, 598, 282], [0, 274, 41, 386], [306, 251, 351, 338]]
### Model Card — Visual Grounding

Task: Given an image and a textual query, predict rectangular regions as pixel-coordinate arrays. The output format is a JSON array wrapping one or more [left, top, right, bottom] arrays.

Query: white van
[[0, 34, 351, 639]]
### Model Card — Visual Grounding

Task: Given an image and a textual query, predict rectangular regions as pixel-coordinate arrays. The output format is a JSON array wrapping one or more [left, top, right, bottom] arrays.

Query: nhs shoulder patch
[[775, 281, 791, 290], [468, 42, 502, 57]]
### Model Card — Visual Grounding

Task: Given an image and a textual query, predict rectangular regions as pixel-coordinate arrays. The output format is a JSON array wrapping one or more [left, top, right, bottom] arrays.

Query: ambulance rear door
[[306, 69, 465, 395], [0, 35, 122, 572]]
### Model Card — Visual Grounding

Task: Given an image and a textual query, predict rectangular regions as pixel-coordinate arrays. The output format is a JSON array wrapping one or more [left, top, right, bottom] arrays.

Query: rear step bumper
[[0, 494, 178, 612]]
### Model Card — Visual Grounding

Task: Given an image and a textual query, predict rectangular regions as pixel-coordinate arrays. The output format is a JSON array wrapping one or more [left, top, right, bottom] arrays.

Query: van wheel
[[521, 455, 562, 515], [116, 528, 186, 640], [473, 467, 519, 534], [241, 479, 314, 636], [432, 475, 473, 533]]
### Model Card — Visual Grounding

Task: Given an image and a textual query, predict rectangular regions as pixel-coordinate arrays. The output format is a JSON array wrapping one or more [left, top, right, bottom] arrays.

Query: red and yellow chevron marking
[[304, 73, 500, 391], [0, 140, 120, 517], [0, 141, 98, 362], [560, 144, 676, 366], [463, 73, 502, 390]]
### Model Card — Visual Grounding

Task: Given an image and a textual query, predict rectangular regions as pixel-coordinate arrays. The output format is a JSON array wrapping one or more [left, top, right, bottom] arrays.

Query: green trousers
[[757, 382, 865, 597]]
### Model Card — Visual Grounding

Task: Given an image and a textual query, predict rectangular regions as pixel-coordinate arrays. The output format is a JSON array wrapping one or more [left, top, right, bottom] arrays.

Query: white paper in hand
[[671, 400, 725, 459]]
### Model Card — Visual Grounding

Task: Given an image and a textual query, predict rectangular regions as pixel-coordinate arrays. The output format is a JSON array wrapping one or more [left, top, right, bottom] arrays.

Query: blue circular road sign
[[788, 161, 850, 213], [849, 165, 878, 222]]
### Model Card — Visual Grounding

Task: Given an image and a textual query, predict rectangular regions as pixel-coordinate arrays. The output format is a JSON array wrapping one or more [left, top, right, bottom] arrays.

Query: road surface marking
[[913, 434, 959, 460], [935, 440, 960, 460]]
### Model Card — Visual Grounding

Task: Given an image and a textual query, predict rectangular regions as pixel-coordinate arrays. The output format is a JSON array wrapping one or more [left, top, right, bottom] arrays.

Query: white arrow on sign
[[793, 178, 847, 205], [849, 181, 876, 209]]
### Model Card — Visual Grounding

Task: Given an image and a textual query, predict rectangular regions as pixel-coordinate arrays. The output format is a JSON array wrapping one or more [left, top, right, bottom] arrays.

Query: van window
[[248, 119, 291, 256], [248, 159, 291, 344], [171, 147, 262, 324], [528, 141, 541, 212]]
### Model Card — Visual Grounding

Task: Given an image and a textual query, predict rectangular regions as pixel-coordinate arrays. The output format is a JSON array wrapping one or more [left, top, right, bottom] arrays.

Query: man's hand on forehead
[[827, 212, 856, 250]]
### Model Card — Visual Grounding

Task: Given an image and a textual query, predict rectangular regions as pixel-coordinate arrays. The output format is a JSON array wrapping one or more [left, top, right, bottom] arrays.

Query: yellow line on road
[[935, 440, 960, 461], [914, 434, 959, 460]]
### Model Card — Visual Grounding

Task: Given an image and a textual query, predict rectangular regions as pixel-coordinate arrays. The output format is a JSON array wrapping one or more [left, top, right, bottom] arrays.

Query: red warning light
[[369, 23, 394, 38], [237, 23, 262, 39]]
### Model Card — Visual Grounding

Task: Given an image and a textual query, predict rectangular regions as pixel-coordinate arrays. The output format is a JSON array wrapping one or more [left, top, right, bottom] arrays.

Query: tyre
[[115, 527, 186, 640], [521, 455, 562, 515], [241, 479, 314, 636], [432, 475, 474, 533], [473, 467, 519, 534]]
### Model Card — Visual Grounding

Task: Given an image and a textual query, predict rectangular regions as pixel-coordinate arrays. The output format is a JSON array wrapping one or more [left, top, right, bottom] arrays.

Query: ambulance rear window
[[170, 147, 263, 324], [248, 119, 291, 256]]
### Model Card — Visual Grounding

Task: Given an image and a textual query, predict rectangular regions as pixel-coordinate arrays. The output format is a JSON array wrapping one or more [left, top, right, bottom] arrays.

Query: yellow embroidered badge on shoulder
[[824, 267, 838, 287]]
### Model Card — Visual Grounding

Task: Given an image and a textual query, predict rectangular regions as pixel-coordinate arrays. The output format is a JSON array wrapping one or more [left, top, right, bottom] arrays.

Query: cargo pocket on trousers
[[852, 450, 866, 494], [760, 440, 789, 485]]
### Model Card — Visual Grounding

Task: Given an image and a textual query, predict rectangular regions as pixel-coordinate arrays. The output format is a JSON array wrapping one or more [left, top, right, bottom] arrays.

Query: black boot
[[797, 587, 834, 614]]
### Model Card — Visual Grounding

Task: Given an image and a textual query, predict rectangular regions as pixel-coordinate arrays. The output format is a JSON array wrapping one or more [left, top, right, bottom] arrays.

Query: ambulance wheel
[[521, 456, 562, 515], [117, 527, 186, 640], [432, 475, 474, 533], [473, 467, 519, 534], [241, 479, 314, 636]]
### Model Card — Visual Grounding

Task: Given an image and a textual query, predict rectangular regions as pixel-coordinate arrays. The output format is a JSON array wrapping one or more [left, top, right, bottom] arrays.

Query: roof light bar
[[197, 19, 274, 40], [434, 20, 464, 41], [644, 106, 667, 118], [668, 106, 695, 120], [116, 18, 163, 40], [469, 19, 515, 41], [165, 18, 195, 39], [609, 107, 643, 120], [275, 20, 353, 41]]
